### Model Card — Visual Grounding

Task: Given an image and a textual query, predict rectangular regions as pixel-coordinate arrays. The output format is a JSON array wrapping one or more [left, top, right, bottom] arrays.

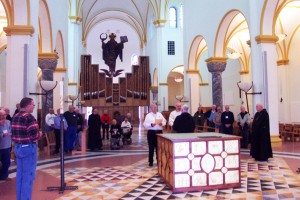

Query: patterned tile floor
[[41, 157, 300, 200]]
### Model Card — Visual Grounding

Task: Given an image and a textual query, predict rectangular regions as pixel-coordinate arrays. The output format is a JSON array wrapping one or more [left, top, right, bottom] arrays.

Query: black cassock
[[250, 109, 273, 161], [88, 114, 102, 150]]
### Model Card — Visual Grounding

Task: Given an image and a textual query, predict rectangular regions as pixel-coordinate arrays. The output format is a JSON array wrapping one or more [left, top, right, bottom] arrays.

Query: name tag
[[3, 130, 8, 134], [225, 116, 229, 119]]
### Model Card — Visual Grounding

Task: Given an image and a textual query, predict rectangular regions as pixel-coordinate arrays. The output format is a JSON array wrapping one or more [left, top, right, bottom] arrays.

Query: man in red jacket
[[101, 110, 111, 139]]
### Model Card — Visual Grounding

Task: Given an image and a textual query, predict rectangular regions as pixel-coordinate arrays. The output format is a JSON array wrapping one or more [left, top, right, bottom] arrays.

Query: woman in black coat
[[250, 104, 273, 161], [88, 108, 103, 151]]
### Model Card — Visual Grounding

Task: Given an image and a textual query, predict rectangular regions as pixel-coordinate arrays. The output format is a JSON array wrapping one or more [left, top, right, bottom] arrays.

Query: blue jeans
[[65, 126, 77, 152], [0, 147, 11, 180], [14, 143, 37, 200]]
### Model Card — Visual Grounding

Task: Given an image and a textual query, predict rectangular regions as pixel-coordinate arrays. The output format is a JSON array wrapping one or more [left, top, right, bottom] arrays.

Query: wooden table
[[157, 133, 241, 192]]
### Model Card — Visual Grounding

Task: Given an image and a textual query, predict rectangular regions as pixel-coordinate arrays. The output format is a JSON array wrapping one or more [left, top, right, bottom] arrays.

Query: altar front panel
[[157, 133, 241, 192]]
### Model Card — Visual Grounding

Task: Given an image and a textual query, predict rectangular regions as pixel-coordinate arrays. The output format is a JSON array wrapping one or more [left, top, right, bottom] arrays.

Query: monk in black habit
[[88, 108, 103, 151], [250, 103, 273, 161], [173, 105, 195, 133]]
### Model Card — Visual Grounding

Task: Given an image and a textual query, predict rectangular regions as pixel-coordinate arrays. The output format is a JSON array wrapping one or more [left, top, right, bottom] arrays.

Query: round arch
[[55, 30, 65, 68], [38, 0, 53, 52]]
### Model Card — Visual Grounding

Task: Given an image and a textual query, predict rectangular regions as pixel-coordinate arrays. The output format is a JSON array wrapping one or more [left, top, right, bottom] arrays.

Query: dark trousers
[[0, 147, 11, 180], [239, 124, 249, 148], [102, 124, 109, 139], [222, 125, 233, 134], [147, 130, 162, 164], [54, 129, 61, 154]]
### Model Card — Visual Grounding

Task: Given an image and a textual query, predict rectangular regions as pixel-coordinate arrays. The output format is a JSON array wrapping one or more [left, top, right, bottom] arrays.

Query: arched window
[[169, 7, 177, 28], [131, 54, 138, 65]]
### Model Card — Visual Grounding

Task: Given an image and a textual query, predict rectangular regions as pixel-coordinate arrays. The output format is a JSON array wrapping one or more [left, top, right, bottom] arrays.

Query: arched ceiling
[[73, 0, 170, 46]]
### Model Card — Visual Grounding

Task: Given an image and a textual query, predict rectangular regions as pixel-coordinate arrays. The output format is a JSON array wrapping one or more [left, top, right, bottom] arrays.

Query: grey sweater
[[237, 112, 251, 126], [0, 120, 12, 149]]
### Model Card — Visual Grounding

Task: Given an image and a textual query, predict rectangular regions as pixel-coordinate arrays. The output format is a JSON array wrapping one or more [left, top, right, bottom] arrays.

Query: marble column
[[207, 61, 226, 107], [38, 53, 58, 132]]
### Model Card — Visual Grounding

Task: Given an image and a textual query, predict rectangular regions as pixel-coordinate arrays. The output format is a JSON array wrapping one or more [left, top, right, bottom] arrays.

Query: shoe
[[99, 147, 103, 150], [149, 163, 153, 166]]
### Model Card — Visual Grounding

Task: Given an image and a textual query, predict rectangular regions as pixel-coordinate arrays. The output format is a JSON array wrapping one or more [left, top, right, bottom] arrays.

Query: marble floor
[[1, 125, 300, 200]]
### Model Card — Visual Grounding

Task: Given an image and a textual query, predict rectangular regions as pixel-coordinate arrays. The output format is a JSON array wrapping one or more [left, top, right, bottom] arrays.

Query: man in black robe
[[173, 105, 195, 133], [250, 103, 273, 161], [88, 108, 103, 151]]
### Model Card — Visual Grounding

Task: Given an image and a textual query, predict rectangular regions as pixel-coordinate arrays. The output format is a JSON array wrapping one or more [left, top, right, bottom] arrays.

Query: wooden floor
[[1, 125, 300, 200]]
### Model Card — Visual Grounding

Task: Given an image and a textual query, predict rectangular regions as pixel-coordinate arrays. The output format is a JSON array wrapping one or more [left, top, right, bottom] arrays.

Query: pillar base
[[271, 135, 282, 147]]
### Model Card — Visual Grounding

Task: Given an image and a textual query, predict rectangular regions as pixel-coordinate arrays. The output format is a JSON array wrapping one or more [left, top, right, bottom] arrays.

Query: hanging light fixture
[[174, 76, 183, 83]]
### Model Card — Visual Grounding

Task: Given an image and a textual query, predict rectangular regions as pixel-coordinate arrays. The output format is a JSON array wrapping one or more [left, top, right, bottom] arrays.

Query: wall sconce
[[237, 81, 262, 112], [30, 80, 58, 96], [29, 80, 58, 133]]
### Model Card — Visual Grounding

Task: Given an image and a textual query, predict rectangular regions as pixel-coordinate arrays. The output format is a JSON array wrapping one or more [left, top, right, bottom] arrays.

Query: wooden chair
[[45, 130, 56, 155], [292, 125, 300, 142], [279, 123, 285, 138], [282, 124, 293, 141]]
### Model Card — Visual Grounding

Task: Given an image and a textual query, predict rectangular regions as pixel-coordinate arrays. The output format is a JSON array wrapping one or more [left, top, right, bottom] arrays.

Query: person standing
[[101, 110, 111, 140], [221, 105, 235, 134], [63, 105, 77, 153], [143, 104, 166, 166], [0, 109, 12, 180], [75, 108, 84, 150], [11, 97, 41, 200], [53, 109, 68, 155], [173, 105, 195, 133], [193, 106, 205, 131], [13, 103, 20, 117], [204, 105, 217, 132], [237, 106, 251, 148], [45, 108, 56, 132], [88, 108, 102, 151], [168, 102, 182, 131], [250, 103, 273, 161], [4, 107, 12, 122], [213, 106, 223, 133]]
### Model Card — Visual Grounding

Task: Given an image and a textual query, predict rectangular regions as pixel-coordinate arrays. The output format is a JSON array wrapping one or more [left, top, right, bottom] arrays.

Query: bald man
[[221, 105, 234, 134], [168, 102, 182, 130], [250, 103, 273, 162], [143, 103, 166, 166]]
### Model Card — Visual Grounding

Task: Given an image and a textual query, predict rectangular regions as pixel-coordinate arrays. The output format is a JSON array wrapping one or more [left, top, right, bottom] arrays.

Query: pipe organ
[[80, 55, 150, 110]]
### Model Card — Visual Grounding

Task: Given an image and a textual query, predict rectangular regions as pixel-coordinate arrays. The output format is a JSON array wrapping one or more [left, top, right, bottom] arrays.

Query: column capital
[[150, 86, 158, 92], [207, 61, 226, 73], [38, 52, 59, 59], [69, 16, 82, 24], [205, 57, 227, 63], [255, 35, 278, 44], [38, 54, 58, 71], [159, 82, 168, 86], [3, 25, 34, 36], [186, 69, 199, 74], [153, 19, 167, 27], [277, 59, 289, 66]]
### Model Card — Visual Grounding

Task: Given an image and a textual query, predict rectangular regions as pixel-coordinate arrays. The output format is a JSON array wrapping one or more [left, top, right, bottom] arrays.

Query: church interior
[[1, 0, 300, 199]]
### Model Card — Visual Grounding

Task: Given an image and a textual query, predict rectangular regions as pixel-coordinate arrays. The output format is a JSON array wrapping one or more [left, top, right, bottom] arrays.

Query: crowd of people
[[144, 102, 273, 167], [0, 98, 274, 199]]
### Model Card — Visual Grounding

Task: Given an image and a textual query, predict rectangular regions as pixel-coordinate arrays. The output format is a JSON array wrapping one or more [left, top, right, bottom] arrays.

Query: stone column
[[38, 53, 58, 132], [206, 59, 226, 107]]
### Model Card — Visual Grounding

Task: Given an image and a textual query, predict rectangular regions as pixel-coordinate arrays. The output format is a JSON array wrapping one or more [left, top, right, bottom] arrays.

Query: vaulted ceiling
[[70, 0, 172, 46]]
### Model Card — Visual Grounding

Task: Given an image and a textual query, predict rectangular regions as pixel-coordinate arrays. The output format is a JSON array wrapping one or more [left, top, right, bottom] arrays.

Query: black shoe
[[99, 147, 103, 150], [149, 163, 153, 166]]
